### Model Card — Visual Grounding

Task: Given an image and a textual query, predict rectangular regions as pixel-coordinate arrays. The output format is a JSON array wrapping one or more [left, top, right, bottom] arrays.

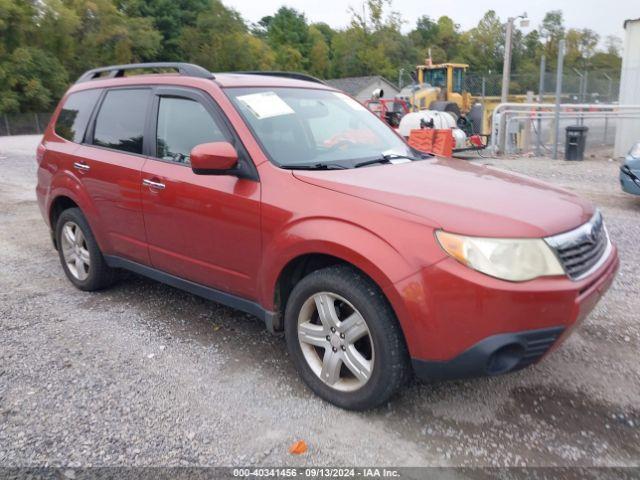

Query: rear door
[[42, 88, 102, 221], [75, 87, 152, 264], [140, 87, 261, 300]]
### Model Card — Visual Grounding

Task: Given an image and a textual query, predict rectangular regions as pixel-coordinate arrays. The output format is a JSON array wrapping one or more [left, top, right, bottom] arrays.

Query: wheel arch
[[261, 219, 417, 333], [273, 253, 354, 325], [271, 251, 408, 334], [47, 174, 108, 251], [50, 196, 79, 229]]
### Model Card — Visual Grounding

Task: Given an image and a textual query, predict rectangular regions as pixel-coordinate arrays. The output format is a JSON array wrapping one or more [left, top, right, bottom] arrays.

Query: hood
[[293, 158, 594, 238], [624, 154, 640, 170]]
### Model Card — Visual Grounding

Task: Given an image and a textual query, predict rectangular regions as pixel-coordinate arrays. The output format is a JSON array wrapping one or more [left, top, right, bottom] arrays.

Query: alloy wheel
[[60, 221, 91, 281], [297, 292, 374, 392]]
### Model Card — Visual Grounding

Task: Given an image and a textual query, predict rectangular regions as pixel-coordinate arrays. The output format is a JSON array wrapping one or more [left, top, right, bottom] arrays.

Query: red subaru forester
[[36, 63, 619, 410]]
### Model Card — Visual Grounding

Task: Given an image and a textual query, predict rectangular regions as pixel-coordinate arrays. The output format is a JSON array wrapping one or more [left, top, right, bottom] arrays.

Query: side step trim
[[104, 255, 279, 332]]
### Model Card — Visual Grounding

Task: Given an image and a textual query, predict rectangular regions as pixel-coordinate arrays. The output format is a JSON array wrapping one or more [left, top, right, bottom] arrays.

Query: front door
[[141, 87, 261, 300]]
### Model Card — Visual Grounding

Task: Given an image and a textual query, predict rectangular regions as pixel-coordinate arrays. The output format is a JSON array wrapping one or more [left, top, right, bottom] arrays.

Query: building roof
[[325, 75, 399, 96], [624, 18, 640, 28]]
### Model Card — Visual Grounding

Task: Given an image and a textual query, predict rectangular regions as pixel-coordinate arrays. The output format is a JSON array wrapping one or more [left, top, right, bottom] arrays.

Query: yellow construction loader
[[398, 60, 487, 137], [380, 59, 500, 153], [413, 62, 473, 114], [403, 59, 538, 138]]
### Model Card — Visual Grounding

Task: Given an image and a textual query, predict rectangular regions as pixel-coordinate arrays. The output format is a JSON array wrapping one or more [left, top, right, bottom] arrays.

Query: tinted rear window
[[93, 89, 150, 154], [55, 89, 101, 143]]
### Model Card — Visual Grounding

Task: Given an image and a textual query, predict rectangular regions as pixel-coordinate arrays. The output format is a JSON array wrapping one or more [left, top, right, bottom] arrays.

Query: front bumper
[[412, 326, 565, 381], [386, 244, 619, 381]]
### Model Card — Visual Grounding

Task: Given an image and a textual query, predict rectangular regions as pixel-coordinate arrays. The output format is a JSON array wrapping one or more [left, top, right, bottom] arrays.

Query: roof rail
[[76, 62, 214, 83], [231, 71, 326, 85]]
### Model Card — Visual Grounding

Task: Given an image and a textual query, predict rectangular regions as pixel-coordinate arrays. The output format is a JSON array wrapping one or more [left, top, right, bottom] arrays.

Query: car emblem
[[585, 225, 598, 245]]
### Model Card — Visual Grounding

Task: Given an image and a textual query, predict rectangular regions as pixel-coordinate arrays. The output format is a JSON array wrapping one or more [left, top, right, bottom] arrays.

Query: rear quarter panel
[[37, 111, 112, 248]]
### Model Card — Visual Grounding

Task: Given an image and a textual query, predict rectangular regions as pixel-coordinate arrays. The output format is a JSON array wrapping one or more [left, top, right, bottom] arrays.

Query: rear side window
[[55, 89, 101, 143], [93, 89, 150, 154], [156, 97, 226, 165]]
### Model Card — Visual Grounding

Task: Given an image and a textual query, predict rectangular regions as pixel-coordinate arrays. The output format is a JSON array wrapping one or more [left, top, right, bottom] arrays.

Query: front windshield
[[226, 87, 412, 167]]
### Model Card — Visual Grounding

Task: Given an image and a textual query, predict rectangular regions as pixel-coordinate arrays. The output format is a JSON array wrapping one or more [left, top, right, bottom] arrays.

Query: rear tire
[[55, 208, 116, 291], [429, 100, 461, 119], [284, 265, 410, 410], [468, 103, 485, 135]]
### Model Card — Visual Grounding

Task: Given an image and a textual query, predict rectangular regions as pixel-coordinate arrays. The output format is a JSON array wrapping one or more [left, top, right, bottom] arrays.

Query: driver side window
[[156, 96, 226, 165]]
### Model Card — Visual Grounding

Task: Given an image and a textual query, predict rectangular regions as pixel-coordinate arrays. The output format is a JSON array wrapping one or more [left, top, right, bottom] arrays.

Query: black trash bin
[[565, 125, 589, 160]]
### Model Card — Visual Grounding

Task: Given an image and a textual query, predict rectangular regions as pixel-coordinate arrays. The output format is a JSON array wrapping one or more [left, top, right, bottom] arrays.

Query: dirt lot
[[0, 135, 638, 468]]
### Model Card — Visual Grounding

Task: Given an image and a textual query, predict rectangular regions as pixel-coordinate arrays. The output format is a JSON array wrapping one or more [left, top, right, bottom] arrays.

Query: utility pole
[[583, 70, 589, 102], [603, 72, 612, 143], [481, 76, 486, 102], [573, 68, 585, 125], [501, 19, 514, 104], [536, 55, 545, 156], [603, 72, 613, 102], [572, 68, 584, 101], [501, 13, 528, 104], [552, 39, 565, 160]]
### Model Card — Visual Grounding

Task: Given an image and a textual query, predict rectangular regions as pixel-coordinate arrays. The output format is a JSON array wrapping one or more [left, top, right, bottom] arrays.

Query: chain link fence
[[465, 71, 620, 104], [0, 113, 53, 136]]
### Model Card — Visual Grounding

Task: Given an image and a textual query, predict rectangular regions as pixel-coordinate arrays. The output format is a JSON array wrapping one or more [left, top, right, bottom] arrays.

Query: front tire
[[284, 265, 410, 410], [55, 208, 116, 291]]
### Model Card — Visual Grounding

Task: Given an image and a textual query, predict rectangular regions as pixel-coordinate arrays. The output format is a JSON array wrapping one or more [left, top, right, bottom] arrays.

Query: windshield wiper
[[354, 153, 422, 169], [280, 162, 347, 170]]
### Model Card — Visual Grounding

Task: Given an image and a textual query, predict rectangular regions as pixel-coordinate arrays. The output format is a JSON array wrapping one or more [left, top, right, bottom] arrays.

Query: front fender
[[258, 217, 417, 310]]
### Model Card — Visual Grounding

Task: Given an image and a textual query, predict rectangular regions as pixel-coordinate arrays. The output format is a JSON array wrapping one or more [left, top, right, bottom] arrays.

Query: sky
[[230, 0, 637, 42]]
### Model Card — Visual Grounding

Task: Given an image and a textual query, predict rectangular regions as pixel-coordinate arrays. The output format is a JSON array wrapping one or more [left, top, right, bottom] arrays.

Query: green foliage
[[465, 11, 504, 73], [178, 1, 277, 72], [540, 10, 565, 68], [331, 0, 416, 80], [116, 0, 210, 60], [1, 47, 68, 113], [266, 7, 310, 53], [409, 16, 438, 49], [0, 0, 623, 114], [308, 26, 331, 78], [0, 0, 37, 55]]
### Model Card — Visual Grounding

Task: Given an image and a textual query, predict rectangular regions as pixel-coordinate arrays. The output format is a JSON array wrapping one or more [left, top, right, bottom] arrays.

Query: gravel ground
[[0, 135, 638, 468]]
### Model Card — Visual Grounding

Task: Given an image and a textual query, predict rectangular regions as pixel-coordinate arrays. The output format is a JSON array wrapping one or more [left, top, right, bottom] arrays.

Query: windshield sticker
[[332, 92, 368, 112], [237, 92, 295, 119]]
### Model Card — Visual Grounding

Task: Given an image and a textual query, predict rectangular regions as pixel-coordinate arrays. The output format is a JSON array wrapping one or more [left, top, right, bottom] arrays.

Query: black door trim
[[104, 255, 278, 333]]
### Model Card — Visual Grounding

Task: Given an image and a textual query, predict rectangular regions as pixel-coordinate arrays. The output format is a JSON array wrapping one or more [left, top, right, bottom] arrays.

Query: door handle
[[142, 178, 166, 190], [73, 161, 90, 172]]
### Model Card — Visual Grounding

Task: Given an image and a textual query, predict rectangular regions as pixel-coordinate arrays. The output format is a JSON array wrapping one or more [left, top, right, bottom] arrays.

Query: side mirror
[[190, 142, 238, 175]]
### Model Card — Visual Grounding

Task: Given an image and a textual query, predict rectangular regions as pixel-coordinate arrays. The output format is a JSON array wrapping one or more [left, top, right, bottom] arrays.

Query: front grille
[[514, 327, 565, 370], [545, 211, 610, 280]]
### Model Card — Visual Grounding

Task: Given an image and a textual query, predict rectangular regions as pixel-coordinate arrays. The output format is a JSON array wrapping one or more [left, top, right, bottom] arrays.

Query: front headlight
[[435, 231, 565, 282]]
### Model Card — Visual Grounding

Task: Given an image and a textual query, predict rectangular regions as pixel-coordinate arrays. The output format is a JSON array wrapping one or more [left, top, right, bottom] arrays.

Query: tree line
[[0, 0, 622, 114]]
